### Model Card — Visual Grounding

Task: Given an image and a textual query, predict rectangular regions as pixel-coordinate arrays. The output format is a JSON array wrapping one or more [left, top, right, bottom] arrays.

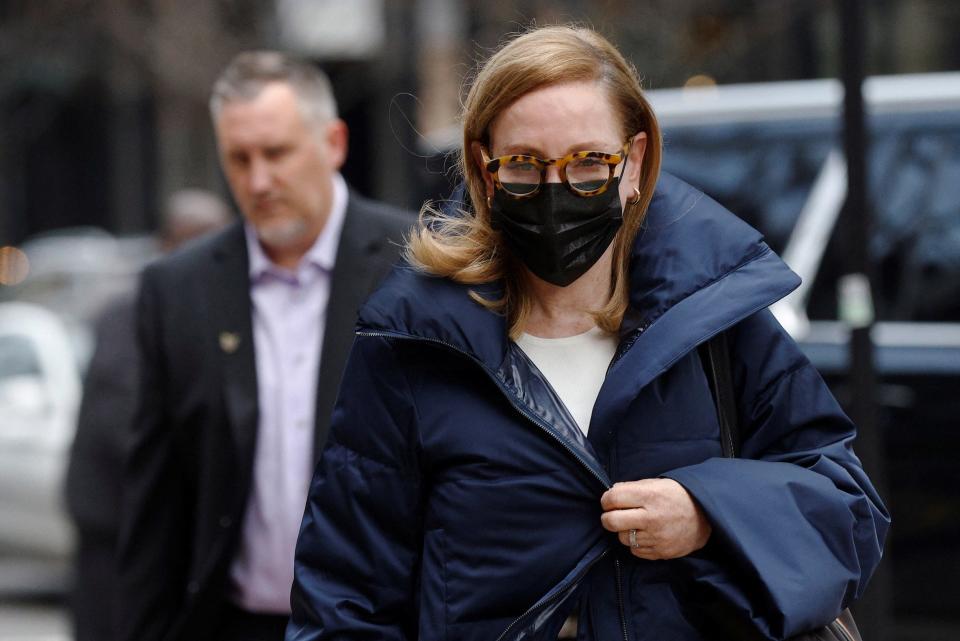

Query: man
[[65, 189, 231, 641], [117, 52, 412, 641]]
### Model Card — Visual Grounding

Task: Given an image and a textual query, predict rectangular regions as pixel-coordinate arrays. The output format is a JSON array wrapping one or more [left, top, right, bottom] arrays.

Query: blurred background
[[0, 1, 958, 640]]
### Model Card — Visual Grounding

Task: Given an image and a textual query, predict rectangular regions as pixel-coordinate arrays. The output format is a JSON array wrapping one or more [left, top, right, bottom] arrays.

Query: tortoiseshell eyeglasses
[[481, 140, 630, 198]]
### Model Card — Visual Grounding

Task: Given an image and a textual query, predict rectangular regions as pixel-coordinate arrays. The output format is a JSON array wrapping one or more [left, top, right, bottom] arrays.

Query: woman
[[288, 26, 888, 641]]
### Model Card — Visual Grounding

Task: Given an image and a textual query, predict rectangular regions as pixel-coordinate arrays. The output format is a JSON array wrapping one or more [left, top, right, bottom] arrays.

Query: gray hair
[[210, 51, 338, 127]]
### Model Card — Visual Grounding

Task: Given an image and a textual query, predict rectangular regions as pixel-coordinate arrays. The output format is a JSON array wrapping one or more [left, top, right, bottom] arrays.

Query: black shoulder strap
[[698, 331, 741, 458]]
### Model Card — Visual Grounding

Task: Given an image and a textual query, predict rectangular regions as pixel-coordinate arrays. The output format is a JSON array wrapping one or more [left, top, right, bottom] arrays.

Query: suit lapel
[[210, 223, 259, 479], [313, 197, 391, 461]]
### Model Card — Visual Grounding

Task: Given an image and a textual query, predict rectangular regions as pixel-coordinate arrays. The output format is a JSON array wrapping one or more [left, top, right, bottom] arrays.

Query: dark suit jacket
[[117, 193, 412, 641]]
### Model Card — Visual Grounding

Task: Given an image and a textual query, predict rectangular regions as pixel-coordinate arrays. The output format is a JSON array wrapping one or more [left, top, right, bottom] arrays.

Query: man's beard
[[254, 217, 310, 252]]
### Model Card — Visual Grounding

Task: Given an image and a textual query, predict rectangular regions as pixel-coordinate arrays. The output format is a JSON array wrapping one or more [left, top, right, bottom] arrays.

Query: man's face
[[215, 82, 347, 255]]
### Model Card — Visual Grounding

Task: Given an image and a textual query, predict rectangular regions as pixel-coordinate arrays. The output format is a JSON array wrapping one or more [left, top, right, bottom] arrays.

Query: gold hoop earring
[[629, 187, 642, 206]]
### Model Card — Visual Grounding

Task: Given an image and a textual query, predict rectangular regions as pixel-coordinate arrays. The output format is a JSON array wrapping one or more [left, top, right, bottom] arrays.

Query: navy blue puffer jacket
[[287, 174, 889, 641]]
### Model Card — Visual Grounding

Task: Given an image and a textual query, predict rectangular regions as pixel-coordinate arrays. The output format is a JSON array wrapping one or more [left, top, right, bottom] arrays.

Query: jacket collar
[[357, 266, 510, 369], [356, 173, 799, 488], [207, 222, 260, 484]]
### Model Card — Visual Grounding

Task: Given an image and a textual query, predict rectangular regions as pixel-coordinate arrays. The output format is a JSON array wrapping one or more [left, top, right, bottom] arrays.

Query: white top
[[515, 326, 619, 435], [232, 173, 348, 613]]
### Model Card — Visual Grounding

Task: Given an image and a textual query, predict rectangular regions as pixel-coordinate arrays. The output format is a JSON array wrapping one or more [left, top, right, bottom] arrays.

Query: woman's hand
[[600, 479, 712, 560]]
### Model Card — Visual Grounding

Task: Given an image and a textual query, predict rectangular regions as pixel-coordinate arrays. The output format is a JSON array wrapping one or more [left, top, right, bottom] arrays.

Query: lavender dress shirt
[[229, 174, 348, 614]]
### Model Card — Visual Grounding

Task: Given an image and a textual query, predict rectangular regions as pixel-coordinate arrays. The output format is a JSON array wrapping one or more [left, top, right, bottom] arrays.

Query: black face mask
[[490, 178, 623, 287]]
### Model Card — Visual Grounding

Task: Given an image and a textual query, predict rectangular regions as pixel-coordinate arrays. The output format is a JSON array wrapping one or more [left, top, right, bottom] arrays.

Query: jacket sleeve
[[663, 309, 890, 640], [65, 296, 138, 539], [288, 335, 422, 641], [116, 266, 191, 641]]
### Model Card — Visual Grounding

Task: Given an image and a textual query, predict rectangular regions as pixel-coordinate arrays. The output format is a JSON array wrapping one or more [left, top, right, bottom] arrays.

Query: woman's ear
[[470, 141, 495, 197], [625, 132, 647, 187]]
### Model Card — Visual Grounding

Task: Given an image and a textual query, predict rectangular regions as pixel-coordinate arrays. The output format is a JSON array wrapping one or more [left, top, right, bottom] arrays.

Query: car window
[[660, 109, 960, 322], [663, 118, 836, 253], [0, 335, 42, 380]]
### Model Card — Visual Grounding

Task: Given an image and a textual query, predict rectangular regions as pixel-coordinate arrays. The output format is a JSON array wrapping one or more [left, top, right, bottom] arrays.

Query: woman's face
[[476, 80, 646, 209]]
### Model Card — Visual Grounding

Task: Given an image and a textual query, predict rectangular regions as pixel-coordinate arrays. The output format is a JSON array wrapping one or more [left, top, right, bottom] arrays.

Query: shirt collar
[[245, 172, 349, 280]]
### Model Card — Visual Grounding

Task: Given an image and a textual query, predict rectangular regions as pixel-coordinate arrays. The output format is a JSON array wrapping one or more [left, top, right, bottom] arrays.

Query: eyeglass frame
[[480, 139, 632, 199]]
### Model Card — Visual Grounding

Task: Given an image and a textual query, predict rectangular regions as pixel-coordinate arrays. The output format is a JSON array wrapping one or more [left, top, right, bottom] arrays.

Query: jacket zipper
[[609, 330, 640, 641], [493, 549, 609, 641], [615, 558, 630, 641], [356, 330, 611, 490]]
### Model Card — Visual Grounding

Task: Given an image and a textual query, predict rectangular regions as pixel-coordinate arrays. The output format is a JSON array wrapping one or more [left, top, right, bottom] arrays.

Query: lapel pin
[[219, 331, 241, 354]]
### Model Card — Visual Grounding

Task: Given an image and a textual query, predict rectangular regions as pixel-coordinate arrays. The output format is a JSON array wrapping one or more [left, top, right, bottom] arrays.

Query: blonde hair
[[405, 25, 662, 337]]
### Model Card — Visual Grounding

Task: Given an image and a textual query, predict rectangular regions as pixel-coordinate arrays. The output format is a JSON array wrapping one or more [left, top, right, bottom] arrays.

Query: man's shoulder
[[142, 220, 244, 283], [346, 191, 416, 237]]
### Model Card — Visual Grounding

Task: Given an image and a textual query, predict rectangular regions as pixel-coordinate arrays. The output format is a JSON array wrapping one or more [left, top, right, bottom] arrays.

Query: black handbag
[[698, 332, 863, 641]]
